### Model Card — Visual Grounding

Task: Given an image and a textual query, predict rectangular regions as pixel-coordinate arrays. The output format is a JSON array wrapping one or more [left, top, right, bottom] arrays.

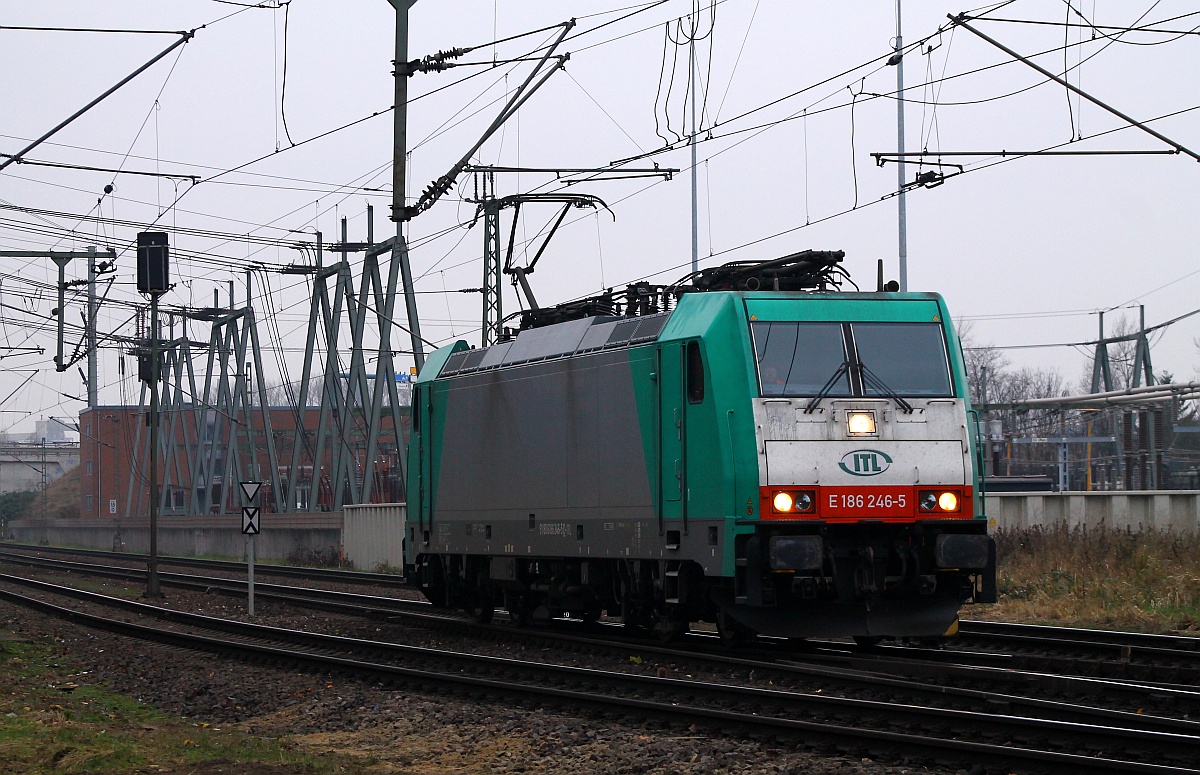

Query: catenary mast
[[391, 0, 425, 370]]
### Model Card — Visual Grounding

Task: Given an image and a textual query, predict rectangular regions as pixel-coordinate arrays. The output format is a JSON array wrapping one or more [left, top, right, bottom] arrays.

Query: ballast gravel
[[0, 576, 964, 775]]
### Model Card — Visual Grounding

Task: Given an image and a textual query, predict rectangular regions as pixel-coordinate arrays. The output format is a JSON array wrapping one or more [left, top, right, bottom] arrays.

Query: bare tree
[[958, 321, 1008, 406]]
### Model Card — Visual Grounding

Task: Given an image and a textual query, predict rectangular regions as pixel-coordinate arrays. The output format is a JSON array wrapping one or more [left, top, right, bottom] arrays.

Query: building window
[[86, 459, 93, 476], [85, 423, 92, 437], [85, 495, 94, 512]]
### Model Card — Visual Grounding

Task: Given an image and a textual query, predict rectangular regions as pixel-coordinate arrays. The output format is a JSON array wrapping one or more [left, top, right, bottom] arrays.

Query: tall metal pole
[[51, 257, 70, 372], [392, 0, 425, 370], [689, 33, 699, 276], [40, 438, 47, 517], [481, 198, 502, 346], [87, 247, 97, 408], [392, 2, 410, 219], [146, 293, 162, 597], [895, 0, 908, 292]]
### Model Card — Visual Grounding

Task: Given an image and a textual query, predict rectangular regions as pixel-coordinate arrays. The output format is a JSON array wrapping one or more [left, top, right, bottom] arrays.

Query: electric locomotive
[[405, 251, 996, 643]]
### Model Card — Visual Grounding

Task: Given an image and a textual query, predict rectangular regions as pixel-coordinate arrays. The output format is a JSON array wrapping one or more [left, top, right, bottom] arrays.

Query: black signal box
[[137, 231, 170, 293], [138, 352, 163, 384]]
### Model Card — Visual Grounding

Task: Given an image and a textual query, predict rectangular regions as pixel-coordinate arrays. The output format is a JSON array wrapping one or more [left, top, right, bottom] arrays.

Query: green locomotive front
[[405, 253, 996, 642]]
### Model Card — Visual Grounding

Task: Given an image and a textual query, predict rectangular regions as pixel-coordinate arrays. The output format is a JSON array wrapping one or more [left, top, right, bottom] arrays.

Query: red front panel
[[822, 486, 914, 518], [758, 485, 975, 521]]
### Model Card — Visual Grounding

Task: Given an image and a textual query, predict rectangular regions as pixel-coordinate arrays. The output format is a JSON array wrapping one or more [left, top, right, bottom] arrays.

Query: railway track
[[5, 545, 1200, 657], [6, 545, 1200, 719], [0, 541, 410, 588], [2, 571, 1199, 775], [9, 542, 1198, 668]]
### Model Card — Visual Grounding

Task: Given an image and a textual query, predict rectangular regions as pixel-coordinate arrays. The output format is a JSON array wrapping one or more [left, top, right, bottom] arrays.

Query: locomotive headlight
[[764, 488, 817, 516], [846, 411, 877, 435], [919, 490, 963, 513]]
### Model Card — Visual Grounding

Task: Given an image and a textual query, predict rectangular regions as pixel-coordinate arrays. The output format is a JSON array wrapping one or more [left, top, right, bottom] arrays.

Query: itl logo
[[839, 449, 892, 477]]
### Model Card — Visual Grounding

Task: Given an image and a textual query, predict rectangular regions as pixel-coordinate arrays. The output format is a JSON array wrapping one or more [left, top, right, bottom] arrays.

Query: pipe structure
[[977, 381, 1200, 410]]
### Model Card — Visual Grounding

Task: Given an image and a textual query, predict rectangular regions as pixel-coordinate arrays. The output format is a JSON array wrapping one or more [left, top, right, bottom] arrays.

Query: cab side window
[[686, 341, 704, 404]]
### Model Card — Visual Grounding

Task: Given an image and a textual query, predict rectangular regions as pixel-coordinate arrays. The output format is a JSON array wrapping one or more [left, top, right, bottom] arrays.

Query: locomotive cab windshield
[[752, 320, 953, 399]]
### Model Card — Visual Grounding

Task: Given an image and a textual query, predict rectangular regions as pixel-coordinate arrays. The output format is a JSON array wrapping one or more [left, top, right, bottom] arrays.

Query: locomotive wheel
[[619, 587, 650, 631], [420, 556, 449, 607], [653, 608, 689, 642], [467, 589, 495, 624], [467, 571, 496, 624], [716, 609, 755, 647], [505, 592, 532, 627], [655, 619, 688, 642], [468, 600, 494, 624]]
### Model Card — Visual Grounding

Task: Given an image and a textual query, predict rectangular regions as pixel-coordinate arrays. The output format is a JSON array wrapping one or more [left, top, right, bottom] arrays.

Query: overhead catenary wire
[[616, 2, 1194, 171], [0, 133, 398, 194], [980, 9, 1200, 42], [0, 2, 993, 290], [949, 11, 1200, 162], [712, 0, 760, 124], [279, 0, 296, 147], [382, 12, 1199, 313], [0, 30, 196, 175], [0, 25, 189, 35], [4, 1, 1195, 424]]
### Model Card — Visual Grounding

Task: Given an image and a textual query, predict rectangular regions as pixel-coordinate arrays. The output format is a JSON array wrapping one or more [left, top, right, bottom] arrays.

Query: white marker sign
[[242, 506, 260, 535], [239, 481, 262, 502]]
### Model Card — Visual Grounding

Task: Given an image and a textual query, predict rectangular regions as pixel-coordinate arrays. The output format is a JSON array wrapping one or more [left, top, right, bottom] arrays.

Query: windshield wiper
[[804, 361, 849, 414], [860, 364, 914, 414]]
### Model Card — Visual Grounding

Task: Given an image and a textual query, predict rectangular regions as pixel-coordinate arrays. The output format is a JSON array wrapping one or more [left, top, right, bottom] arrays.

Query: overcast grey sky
[[1, 0, 1197, 435]]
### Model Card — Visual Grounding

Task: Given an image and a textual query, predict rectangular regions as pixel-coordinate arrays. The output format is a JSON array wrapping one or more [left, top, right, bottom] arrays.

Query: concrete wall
[[986, 491, 1200, 533], [0, 442, 78, 495], [9, 494, 1199, 563], [5, 512, 344, 561], [342, 503, 406, 571]]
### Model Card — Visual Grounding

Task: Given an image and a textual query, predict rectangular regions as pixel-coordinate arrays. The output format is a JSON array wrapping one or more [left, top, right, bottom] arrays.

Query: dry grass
[[41, 465, 79, 519], [981, 524, 1200, 634]]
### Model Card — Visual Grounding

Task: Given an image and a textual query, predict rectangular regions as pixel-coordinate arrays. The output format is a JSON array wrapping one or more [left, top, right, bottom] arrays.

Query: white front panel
[[752, 396, 973, 488], [764, 440, 967, 486]]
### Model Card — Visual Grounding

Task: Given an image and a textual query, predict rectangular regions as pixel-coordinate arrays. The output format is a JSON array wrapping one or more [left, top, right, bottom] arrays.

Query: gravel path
[[0, 570, 964, 774]]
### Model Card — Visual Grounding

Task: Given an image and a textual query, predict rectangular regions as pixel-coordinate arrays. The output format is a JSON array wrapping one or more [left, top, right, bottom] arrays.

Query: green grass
[[0, 636, 369, 774], [984, 524, 1200, 633], [33, 576, 145, 599]]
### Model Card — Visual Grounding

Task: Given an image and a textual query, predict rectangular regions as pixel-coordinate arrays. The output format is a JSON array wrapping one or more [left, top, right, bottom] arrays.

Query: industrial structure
[[70, 209, 413, 522], [78, 404, 407, 520], [973, 312, 1200, 492]]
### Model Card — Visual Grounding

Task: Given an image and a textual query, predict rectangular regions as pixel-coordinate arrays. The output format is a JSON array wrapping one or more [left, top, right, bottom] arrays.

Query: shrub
[[988, 524, 1200, 633]]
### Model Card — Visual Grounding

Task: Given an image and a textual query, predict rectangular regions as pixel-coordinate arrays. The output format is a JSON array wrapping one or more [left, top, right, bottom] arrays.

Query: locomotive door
[[414, 384, 432, 543], [657, 342, 686, 527]]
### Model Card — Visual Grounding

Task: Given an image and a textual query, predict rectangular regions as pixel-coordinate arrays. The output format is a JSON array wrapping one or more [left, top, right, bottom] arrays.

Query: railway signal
[[240, 481, 262, 616], [137, 231, 170, 599]]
